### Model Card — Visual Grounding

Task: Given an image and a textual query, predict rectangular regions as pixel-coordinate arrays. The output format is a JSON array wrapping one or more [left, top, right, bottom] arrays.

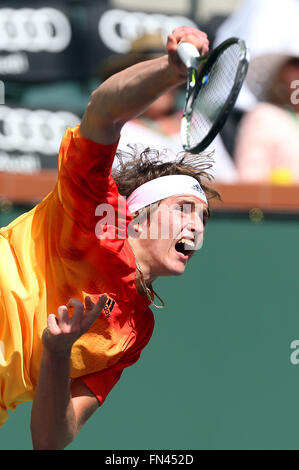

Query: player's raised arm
[[79, 26, 209, 145]]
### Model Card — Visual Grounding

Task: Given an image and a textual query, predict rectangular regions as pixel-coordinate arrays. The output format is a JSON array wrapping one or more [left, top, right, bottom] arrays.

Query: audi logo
[[0, 107, 80, 155], [98, 9, 198, 53], [0, 8, 72, 53], [0, 151, 41, 173]]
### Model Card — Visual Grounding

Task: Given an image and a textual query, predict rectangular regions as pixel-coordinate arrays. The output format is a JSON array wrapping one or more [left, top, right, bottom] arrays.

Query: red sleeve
[[56, 125, 131, 239], [80, 348, 142, 405]]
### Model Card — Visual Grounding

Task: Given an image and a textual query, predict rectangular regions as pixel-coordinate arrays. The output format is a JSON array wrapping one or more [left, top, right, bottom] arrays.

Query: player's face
[[140, 195, 208, 279]]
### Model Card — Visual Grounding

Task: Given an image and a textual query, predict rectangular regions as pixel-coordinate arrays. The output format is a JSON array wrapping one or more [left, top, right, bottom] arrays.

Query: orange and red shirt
[[0, 125, 155, 426]]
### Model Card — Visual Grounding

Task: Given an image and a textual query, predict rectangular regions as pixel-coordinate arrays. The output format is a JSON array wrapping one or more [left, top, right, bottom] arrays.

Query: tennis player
[[0, 26, 219, 449]]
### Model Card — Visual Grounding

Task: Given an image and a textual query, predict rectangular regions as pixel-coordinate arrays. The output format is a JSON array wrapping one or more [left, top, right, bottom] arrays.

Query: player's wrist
[[161, 58, 187, 89], [41, 329, 73, 358], [152, 55, 186, 87], [42, 345, 72, 363]]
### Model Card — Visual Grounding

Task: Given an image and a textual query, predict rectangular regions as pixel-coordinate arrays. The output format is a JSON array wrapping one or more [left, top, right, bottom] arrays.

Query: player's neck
[[128, 238, 156, 286], [128, 238, 165, 309]]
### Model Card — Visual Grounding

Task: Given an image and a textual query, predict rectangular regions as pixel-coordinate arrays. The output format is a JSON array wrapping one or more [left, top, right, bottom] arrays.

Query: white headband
[[126, 175, 208, 214]]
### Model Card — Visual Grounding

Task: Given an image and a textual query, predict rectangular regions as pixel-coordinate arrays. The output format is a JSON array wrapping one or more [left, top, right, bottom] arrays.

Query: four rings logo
[[0, 8, 72, 53], [0, 106, 79, 155], [98, 9, 197, 53]]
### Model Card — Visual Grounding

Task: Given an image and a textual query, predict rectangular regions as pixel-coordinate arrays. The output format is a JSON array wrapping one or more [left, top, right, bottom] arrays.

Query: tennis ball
[[269, 168, 294, 185]]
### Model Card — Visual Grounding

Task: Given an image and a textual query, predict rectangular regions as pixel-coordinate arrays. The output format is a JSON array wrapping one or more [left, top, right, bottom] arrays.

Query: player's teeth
[[181, 238, 195, 247]]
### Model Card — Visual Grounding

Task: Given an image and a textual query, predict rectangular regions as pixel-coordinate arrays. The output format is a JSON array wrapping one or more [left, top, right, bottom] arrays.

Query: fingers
[[67, 297, 84, 311], [82, 294, 107, 332], [84, 295, 94, 311], [53, 299, 84, 334], [47, 313, 61, 335], [180, 34, 209, 56], [84, 294, 107, 312], [97, 294, 108, 312], [167, 26, 209, 56], [46, 295, 108, 344], [43, 296, 107, 353], [57, 305, 69, 325], [67, 298, 84, 330]]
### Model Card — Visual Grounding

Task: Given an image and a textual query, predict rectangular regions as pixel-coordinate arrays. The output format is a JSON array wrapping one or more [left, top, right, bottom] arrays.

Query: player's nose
[[190, 211, 205, 236]]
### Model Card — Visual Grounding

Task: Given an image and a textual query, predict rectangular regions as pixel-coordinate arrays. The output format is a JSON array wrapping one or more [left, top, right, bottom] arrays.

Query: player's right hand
[[166, 26, 209, 76], [42, 295, 107, 355]]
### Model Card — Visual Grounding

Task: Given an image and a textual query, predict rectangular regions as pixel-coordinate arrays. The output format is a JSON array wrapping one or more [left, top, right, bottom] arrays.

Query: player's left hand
[[42, 295, 107, 355]]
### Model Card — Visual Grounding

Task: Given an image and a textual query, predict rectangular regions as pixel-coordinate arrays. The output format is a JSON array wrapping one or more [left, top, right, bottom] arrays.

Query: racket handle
[[177, 42, 200, 69]]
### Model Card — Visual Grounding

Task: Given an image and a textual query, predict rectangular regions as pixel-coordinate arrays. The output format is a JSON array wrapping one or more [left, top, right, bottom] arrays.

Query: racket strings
[[187, 43, 244, 149]]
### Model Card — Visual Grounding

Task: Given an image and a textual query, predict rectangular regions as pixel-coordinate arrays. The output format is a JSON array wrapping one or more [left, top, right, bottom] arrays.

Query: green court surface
[[0, 208, 299, 450]]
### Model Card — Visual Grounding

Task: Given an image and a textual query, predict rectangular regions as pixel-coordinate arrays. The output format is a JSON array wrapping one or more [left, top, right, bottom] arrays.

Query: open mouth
[[174, 238, 196, 258]]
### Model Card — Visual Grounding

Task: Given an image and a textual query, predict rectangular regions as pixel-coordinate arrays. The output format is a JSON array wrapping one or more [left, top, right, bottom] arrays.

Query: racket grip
[[177, 42, 200, 69]]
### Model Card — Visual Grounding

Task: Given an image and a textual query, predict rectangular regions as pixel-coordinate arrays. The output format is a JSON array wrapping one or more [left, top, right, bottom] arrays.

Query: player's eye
[[177, 204, 190, 213]]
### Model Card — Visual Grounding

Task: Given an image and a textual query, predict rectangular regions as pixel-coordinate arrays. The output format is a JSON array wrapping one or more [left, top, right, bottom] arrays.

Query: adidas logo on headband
[[191, 183, 205, 196]]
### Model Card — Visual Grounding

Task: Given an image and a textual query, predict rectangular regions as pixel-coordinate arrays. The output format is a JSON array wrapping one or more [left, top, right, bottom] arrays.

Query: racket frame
[[181, 37, 249, 153]]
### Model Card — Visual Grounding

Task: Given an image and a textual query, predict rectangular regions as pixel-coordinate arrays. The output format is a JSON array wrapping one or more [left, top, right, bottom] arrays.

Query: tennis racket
[[177, 37, 249, 153]]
